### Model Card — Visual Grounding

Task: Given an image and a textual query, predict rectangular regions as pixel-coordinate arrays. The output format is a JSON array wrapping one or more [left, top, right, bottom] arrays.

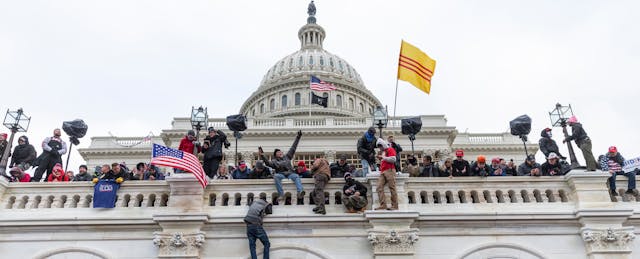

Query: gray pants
[[579, 139, 597, 171]]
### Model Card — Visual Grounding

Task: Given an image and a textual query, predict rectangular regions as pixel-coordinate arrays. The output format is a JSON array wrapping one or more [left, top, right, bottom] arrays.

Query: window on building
[[309, 56, 314, 65], [329, 58, 334, 68], [281, 95, 288, 109], [260, 104, 264, 113], [319, 56, 324, 66], [252, 109, 255, 116], [270, 98, 275, 111], [359, 103, 364, 112], [298, 56, 303, 67], [295, 93, 301, 106], [349, 98, 354, 109], [336, 94, 342, 107]]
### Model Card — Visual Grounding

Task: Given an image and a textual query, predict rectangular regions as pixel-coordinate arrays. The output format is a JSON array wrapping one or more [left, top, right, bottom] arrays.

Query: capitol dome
[[240, 6, 382, 118]]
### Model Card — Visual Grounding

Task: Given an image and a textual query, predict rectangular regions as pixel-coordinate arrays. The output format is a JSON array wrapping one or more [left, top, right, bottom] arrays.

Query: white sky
[[1, 0, 639, 170]]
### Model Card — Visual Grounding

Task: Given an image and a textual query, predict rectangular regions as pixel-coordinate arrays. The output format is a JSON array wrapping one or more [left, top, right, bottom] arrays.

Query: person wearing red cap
[[600, 146, 636, 196], [232, 161, 253, 179], [452, 149, 470, 177], [563, 116, 596, 171], [489, 157, 506, 176], [295, 161, 312, 178]]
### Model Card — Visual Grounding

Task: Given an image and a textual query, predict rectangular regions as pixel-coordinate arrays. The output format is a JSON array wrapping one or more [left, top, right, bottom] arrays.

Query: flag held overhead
[[397, 40, 436, 94]]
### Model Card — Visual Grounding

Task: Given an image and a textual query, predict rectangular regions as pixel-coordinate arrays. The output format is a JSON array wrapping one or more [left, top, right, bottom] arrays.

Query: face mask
[[346, 178, 354, 184], [547, 132, 552, 138]]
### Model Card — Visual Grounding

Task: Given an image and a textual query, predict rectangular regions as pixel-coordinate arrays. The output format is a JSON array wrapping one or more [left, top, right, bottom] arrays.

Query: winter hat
[[376, 138, 389, 149], [207, 127, 215, 132], [297, 161, 306, 167], [344, 172, 353, 180], [187, 130, 196, 137], [548, 152, 559, 160], [18, 135, 28, 144], [0, 133, 6, 139], [477, 156, 486, 163], [367, 127, 376, 135], [255, 160, 265, 170], [9, 167, 22, 174], [79, 165, 88, 170], [273, 148, 281, 157], [339, 154, 347, 161], [567, 116, 578, 124], [526, 154, 536, 162], [609, 146, 618, 153], [455, 149, 464, 157], [238, 161, 247, 168], [491, 157, 500, 164]]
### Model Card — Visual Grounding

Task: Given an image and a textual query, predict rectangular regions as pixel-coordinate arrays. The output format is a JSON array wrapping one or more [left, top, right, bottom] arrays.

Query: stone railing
[[1, 181, 170, 209], [4, 171, 634, 211], [85, 136, 163, 149], [171, 115, 450, 131]]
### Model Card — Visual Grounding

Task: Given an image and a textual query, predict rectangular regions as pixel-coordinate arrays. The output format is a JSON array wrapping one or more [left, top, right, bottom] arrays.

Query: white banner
[[623, 156, 640, 173]]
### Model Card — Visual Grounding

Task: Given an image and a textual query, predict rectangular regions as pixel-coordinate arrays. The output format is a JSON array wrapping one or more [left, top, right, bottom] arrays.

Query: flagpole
[[309, 90, 312, 117], [392, 79, 399, 126]]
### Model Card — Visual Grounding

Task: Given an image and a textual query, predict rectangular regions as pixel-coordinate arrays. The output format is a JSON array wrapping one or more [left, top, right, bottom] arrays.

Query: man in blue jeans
[[601, 146, 636, 196], [259, 130, 304, 203], [244, 198, 273, 259], [357, 127, 377, 176]]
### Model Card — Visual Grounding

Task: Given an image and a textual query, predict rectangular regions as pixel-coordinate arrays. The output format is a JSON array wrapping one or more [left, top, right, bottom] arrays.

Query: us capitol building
[[1, 3, 639, 259]]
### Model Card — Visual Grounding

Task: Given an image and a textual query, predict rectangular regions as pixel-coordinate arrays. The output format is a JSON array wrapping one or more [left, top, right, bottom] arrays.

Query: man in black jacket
[[356, 127, 377, 176], [539, 128, 565, 159], [33, 129, 67, 182], [563, 116, 596, 171], [541, 153, 563, 176], [244, 198, 273, 259], [202, 127, 230, 178], [330, 155, 352, 178], [387, 135, 403, 171], [73, 165, 93, 181], [342, 173, 368, 213], [10, 135, 37, 170]]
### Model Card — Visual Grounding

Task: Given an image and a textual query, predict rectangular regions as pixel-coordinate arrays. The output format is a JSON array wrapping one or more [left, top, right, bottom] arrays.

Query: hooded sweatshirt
[[377, 138, 397, 172], [538, 129, 562, 158], [10, 136, 37, 167]]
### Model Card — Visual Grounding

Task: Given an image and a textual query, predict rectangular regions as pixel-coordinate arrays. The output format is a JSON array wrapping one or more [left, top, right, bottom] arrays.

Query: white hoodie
[[376, 138, 396, 163]]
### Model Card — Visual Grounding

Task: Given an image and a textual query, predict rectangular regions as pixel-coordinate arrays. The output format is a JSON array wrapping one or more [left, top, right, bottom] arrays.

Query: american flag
[[310, 75, 337, 91], [151, 144, 207, 188]]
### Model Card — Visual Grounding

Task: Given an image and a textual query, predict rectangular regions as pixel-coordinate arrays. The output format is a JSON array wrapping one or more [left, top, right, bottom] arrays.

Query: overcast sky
[[1, 0, 639, 170]]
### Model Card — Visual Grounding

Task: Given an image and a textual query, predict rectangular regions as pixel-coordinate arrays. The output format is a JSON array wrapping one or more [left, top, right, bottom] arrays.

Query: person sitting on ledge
[[8, 167, 31, 182], [518, 155, 541, 176], [259, 130, 304, 203], [600, 146, 636, 196], [233, 161, 253, 179], [541, 153, 564, 176], [342, 173, 368, 213], [470, 156, 492, 177]]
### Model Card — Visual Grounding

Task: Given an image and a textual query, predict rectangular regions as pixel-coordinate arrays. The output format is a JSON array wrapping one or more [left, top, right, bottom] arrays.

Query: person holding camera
[[259, 130, 304, 203], [244, 198, 273, 259], [33, 128, 67, 182], [202, 127, 230, 178]]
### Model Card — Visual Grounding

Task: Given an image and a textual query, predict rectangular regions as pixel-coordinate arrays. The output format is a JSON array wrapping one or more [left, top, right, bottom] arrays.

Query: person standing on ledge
[[244, 198, 273, 259], [374, 138, 398, 210], [563, 116, 597, 171], [259, 130, 304, 203], [33, 128, 67, 182]]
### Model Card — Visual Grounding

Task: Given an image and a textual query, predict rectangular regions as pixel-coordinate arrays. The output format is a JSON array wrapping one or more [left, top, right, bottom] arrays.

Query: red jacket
[[48, 173, 70, 182], [178, 136, 200, 154]]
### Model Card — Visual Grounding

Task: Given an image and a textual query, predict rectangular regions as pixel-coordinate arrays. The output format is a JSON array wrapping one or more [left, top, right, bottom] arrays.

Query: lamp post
[[0, 108, 31, 176], [190, 106, 208, 156], [549, 103, 579, 168], [373, 106, 388, 139]]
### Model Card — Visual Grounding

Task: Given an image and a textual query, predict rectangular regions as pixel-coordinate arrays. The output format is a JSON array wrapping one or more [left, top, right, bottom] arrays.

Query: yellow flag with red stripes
[[397, 40, 436, 94]]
